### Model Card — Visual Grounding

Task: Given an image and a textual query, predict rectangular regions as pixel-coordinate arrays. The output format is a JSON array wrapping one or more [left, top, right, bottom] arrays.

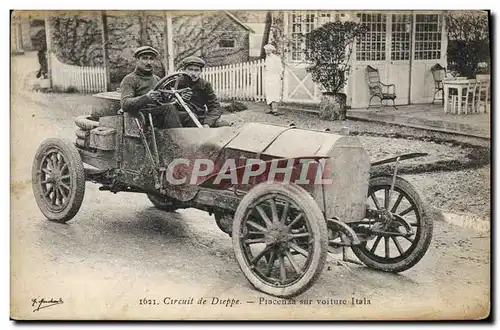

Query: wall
[[172, 12, 250, 68], [21, 21, 33, 51], [11, 15, 31, 53], [48, 11, 251, 88], [11, 12, 54, 53], [11, 22, 23, 53]]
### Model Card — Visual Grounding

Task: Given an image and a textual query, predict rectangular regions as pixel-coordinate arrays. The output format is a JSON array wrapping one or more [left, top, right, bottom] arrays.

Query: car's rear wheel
[[147, 194, 177, 212], [32, 138, 86, 223]]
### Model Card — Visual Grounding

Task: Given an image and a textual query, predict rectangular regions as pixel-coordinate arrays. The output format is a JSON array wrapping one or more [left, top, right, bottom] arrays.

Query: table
[[443, 79, 475, 114]]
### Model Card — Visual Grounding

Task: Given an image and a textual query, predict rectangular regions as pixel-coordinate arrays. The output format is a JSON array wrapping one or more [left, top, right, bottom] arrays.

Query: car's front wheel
[[32, 138, 86, 223]]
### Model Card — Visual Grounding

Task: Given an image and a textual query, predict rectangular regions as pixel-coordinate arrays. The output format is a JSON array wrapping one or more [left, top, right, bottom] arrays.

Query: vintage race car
[[32, 72, 433, 298]]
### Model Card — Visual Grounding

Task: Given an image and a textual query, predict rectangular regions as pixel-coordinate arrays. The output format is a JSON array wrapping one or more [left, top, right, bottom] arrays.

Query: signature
[[31, 297, 64, 312]]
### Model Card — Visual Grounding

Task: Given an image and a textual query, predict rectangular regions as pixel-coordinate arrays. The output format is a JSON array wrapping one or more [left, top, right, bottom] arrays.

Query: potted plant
[[305, 21, 366, 120]]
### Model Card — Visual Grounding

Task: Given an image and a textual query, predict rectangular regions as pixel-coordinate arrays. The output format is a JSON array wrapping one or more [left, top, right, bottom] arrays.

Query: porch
[[279, 102, 490, 139], [346, 104, 491, 139]]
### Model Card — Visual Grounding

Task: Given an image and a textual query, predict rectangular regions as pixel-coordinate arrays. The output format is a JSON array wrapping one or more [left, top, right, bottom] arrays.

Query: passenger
[[174, 56, 230, 127]]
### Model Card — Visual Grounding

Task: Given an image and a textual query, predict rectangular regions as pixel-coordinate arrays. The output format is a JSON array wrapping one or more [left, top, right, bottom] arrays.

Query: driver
[[120, 45, 183, 128]]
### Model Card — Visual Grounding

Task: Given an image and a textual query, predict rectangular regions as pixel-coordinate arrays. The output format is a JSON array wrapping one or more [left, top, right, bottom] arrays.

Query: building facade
[[173, 11, 254, 68], [11, 15, 34, 54], [11, 13, 47, 54], [275, 10, 448, 108]]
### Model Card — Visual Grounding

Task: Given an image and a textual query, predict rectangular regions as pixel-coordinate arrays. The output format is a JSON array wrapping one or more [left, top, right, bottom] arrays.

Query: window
[[287, 11, 339, 62], [289, 12, 315, 62], [391, 14, 411, 61], [414, 14, 442, 60], [318, 12, 337, 26], [356, 13, 387, 61], [219, 38, 235, 49]]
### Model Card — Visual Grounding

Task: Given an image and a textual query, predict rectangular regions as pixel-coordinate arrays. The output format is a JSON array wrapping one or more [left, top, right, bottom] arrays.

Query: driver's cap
[[181, 56, 206, 69], [134, 46, 160, 59]]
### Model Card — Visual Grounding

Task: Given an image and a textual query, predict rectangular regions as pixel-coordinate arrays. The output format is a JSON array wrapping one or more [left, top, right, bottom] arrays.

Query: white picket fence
[[49, 54, 264, 98], [202, 59, 265, 102], [51, 54, 107, 93]]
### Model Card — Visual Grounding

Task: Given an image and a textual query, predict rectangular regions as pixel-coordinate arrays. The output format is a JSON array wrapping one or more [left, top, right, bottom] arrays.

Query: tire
[[351, 175, 433, 273], [75, 129, 89, 139], [147, 194, 177, 212], [32, 138, 86, 223], [232, 183, 328, 298], [75, 138, 86, 148], [74, 115, 99, 131]]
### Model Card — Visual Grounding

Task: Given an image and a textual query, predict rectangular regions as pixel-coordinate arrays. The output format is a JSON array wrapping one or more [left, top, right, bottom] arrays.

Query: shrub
[[221, 100, 248, 113], [304, 21, 366, 95]]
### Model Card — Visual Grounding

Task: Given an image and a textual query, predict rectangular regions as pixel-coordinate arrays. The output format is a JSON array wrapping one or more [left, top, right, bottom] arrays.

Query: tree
[[446, 11, 490, 78]]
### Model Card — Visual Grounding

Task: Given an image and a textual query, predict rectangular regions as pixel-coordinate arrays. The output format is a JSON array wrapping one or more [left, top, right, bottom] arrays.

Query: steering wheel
[[149, 71, 204, 128], [152, 72, 192, 106]]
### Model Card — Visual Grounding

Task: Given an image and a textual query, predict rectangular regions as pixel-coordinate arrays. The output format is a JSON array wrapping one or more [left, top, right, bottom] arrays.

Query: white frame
[[413, 12, 443, 61], [355, 12, 389, 63], [286, 10, 340, 63], [390, 13, 412, 62]]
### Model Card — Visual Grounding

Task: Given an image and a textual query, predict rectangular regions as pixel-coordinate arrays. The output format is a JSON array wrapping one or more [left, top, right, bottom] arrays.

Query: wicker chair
[[431, 63, 446, 105], [365, 65, 397, 110]]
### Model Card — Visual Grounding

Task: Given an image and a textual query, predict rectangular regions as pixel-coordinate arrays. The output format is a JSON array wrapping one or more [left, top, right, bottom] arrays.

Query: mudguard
[[370, 152, 428, 167]]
